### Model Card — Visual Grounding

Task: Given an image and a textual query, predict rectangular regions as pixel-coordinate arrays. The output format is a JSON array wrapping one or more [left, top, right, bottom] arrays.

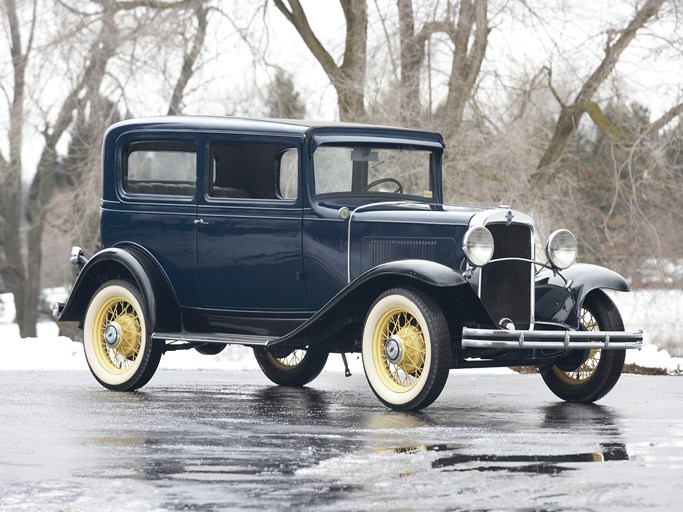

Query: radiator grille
[[367, 238, 438, 267], [480, 224, 532, 326]]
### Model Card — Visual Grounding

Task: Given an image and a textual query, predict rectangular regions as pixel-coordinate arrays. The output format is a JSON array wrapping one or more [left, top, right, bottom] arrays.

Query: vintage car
[[54, 116, 643, 411]]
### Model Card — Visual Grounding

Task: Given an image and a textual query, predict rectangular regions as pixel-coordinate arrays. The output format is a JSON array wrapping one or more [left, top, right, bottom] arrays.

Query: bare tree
[[395, 0, 488, 133], [0, 0, 210, 337], [0, 0, 39, 335], [273, 0, 368, 121], [441, 0, 488, 136], [168, 3, 209, 115], [535, 0, 667, 185]]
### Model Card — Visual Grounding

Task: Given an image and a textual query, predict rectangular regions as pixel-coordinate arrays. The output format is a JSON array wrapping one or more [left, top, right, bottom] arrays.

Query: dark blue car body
[[56, 116, 643, 410]]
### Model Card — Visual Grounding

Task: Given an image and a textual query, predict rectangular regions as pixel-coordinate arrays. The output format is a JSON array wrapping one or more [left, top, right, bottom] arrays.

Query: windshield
[[313, 145, 434, 201]]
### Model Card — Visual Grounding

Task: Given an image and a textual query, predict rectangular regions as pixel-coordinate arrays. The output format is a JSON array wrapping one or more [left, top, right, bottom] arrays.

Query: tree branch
[[167, 5, 208, 115], [576, 0, 665, 102], [643, 99, 683, 136], [443, 0, 488, 134], [24, 0, 39, 61], [90, 0, 201, 10], [273, 0, 339, 80], [415, 19, 451, 46], [535, 0, 665, 180], [274, 0, 367, 120], [543, 65, 566, 108]]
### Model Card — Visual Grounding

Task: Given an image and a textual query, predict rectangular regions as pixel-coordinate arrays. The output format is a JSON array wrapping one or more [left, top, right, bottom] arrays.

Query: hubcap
[[104, 322, 122, 348], [385, 336, 403, 364]]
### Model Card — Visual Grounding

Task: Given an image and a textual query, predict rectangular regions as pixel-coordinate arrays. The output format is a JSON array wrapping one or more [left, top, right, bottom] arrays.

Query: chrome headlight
[[463, 226, 494, 267], [545, 229, 577, 269]]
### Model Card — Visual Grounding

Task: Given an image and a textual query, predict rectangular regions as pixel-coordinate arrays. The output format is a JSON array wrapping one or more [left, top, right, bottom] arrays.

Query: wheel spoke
[[93, 296, 143, 373], [268, 348, 308, 368], [555, 308, 602, 384], [375, 308, 426, 390]]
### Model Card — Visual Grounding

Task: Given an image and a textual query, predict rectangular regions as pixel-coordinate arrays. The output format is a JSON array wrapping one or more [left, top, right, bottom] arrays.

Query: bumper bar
[[461, 327, 643, 350]]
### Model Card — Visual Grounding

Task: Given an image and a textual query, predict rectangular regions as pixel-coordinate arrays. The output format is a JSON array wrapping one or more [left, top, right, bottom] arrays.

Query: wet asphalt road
[[0, 370, 681, 511]]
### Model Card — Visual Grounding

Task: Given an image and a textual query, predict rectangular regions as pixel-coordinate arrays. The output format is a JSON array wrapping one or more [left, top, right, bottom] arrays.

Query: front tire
[[254, 348, 328, 387], [83, 280, 162, 391], [541, 290, 626, 403], [362, 287, 451, 411]]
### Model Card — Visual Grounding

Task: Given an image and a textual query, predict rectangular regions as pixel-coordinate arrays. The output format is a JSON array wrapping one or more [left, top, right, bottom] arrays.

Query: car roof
[[106, 116, 444, 145]]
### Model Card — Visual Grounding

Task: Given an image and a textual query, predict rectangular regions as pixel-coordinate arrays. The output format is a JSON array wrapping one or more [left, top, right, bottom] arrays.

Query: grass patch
[[622, 363, 668, 376], [510, 364, 679, 376]]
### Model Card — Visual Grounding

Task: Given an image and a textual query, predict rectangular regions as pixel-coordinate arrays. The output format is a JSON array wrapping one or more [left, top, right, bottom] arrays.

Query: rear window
[[123, 141, 196, 196]]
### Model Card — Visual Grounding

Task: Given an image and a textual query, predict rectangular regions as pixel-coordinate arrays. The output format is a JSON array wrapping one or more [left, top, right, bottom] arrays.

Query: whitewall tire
[[362, 288, 451, 411]]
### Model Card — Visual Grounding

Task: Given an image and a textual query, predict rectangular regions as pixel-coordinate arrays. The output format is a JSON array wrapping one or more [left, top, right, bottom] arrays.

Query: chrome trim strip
[[469, 208, 535, 230], [152, 332, 272, 347], [461, 327, 643, 350]]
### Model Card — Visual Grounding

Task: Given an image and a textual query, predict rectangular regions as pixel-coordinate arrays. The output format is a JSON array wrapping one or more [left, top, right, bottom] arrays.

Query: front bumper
[[461, 327, 643, 350]]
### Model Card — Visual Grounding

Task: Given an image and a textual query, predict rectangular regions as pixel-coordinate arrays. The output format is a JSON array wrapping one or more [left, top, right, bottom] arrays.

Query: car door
[[102, 134, 202, 308], [194, 135, 308, 330]]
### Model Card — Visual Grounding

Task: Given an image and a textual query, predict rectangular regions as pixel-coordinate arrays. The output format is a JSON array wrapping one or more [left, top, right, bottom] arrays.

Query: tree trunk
[[394, 1, 488, 131], [443, 0, 488, 138], [1, 0, 30, 333], [274, 0, 368, 121], [397, 0, 422, 125], [17, 8, 117, 337], [167, 5, 208, 115]]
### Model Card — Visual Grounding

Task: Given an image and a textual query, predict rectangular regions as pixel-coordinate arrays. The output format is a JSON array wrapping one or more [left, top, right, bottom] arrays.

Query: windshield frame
[[310, 140, 441, 204]]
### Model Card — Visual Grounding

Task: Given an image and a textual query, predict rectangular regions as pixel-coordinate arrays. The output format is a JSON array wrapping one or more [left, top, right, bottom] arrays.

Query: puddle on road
[[387, 442, 629, 475], [435, 443, 629, 474]]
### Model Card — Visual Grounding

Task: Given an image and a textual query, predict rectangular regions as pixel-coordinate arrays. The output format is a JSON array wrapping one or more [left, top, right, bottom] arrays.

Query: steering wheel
[[363, 177, 403, 194]]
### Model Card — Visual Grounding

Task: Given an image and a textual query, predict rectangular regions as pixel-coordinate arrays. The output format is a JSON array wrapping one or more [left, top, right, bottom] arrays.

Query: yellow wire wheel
[[541, 290, 626, 403], [265, 349, 307, 370], [83, 280, 158, 390], [362, 288, 451, 411], [371, 306, 427, 393], [552, 307, 601, 385]]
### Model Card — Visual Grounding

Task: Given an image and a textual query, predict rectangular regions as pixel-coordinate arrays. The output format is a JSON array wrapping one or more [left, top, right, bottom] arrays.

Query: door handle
[[194, 218, 209, 225]]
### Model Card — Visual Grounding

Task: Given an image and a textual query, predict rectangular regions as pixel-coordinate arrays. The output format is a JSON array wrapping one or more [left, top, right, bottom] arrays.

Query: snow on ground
[[607, 290, 683, 358], [0, 290, 681, 373]]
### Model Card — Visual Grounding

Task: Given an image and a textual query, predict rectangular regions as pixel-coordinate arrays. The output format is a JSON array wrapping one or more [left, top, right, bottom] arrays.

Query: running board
[[152, 331, 274, 348]]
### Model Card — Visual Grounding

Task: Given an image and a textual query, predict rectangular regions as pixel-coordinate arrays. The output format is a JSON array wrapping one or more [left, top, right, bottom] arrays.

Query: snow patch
[[1, 290, 682, 373]]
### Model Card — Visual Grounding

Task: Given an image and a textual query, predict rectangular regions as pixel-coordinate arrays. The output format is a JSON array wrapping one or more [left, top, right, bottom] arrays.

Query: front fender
[[272, 259, 490, 350], [57, 246, 180, 332], [535, 263, 630, 329]]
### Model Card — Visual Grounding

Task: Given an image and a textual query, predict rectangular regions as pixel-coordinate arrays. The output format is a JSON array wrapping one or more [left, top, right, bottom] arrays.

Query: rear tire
[[83, 280, 162, 391], [254, 348, 328, 387], [541, 290, 626, 403]]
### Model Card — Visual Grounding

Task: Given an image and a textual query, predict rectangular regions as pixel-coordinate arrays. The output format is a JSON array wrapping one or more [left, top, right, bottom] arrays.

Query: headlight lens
[[545, 229, 577, 269], [463, 226, 494, 267]]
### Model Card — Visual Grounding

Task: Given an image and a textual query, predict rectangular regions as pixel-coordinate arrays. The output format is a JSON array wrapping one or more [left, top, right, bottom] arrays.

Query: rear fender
[[535, 263, 630, 329], [57, 246, 181, 333]]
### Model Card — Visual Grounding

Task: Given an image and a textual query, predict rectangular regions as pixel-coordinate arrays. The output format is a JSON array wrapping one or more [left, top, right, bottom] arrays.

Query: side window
[[277, 148, 298, 200], [208, 142, 298, 200], [124, 141, 196, 196]]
